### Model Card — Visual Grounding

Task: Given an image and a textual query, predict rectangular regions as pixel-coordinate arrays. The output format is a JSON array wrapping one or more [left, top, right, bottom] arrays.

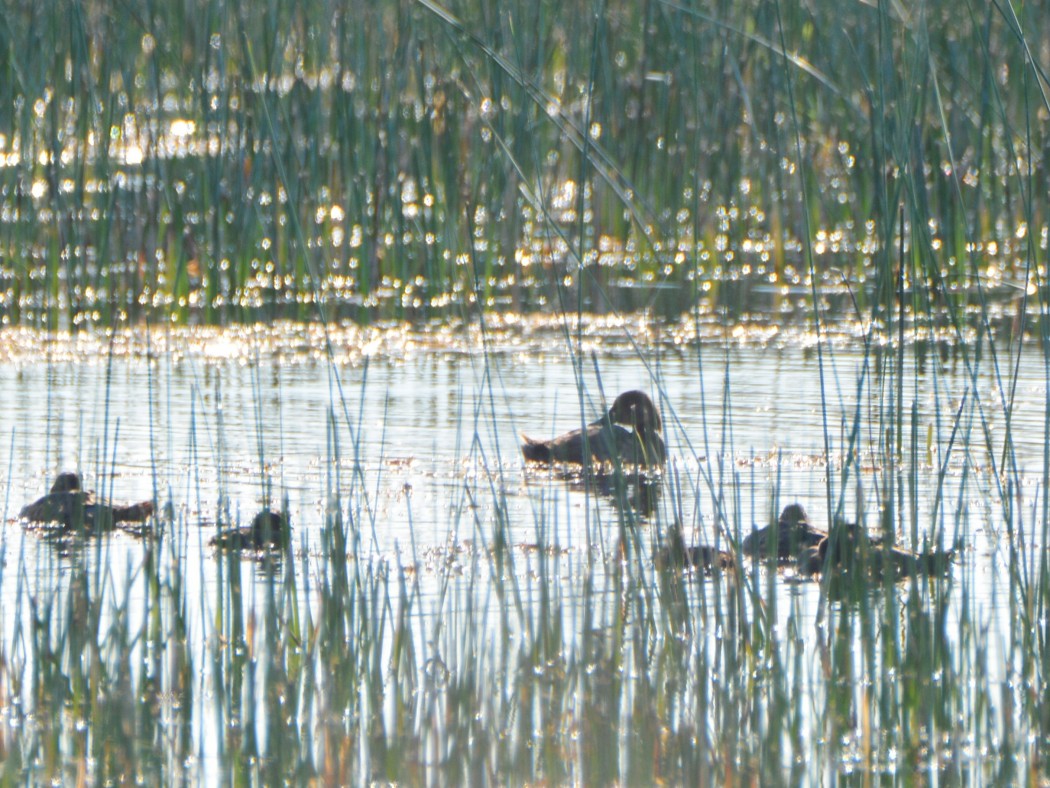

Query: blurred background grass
[[0, 0, 1045, 329]]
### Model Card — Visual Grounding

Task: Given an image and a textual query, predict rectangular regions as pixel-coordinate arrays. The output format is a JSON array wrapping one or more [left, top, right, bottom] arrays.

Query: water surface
[[0, 321, 1037, 780]]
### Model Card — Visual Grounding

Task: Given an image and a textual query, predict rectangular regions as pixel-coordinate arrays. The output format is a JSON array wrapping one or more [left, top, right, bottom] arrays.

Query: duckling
[[798, 525, 954, 580], [521, 390, 666, 468], [742, 503, 830, 561], [210, 510, 288, 550], [654, 519, 734, 574]]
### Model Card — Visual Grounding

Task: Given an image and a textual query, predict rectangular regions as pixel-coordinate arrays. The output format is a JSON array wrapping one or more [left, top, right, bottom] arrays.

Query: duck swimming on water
[[19, 471, 154, 532], [521, 390, 666, 468], [654, 519, 735, 575], [742, 503, 829, 561], [210, 509, 289, 551], [742, 503, 954, 580], [795, 521, 954, 580]]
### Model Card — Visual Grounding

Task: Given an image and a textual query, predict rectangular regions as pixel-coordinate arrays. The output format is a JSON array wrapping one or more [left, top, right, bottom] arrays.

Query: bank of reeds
[[0, 0, 1045, 327]]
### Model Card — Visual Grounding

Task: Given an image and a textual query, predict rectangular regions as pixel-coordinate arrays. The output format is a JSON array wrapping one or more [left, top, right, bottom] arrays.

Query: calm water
[[0, 323, 1039, 777], [0, 325, 1027, 581]]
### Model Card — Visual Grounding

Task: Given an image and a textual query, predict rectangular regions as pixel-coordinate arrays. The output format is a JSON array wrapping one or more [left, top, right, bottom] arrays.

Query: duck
[[794, 518, 872, 575], [19, 471, 154, 531], [741, 502, 954, 580], [210, 509, 288, 550], [521, 390, 666, 468], [741, 503, 832, 561], [654, 520, 734, 574], [797, 523, 954, 580]]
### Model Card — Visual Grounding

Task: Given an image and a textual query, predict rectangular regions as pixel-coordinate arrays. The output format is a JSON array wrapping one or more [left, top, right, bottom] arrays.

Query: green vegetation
[[0, 320, 1043, 783], [0, 0, 1045, 328], [0, 0, 1048, 783]]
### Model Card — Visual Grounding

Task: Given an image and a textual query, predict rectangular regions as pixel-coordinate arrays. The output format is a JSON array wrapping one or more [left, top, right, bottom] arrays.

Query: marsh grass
[[0, 0, 1045, 327], [1, 0, 1049, 783], [0, 326, 1047, 783]]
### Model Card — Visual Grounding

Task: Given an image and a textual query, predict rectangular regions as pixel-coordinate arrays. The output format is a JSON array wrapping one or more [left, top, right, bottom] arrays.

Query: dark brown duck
[[741, 503, 831, 561], [210, 510, 288, 550], [521, 390, 666, 468], [742, 502, 954, 580], [796, 522, 954, 580], [654, 520, 734, 574], [19, 472, 154, 531]]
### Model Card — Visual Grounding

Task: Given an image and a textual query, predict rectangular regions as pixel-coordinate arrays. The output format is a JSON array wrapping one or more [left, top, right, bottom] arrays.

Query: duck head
[[606, 390, 662, 434], [778, 502, 810, 529], [51, 472, 83, 494], [251, 510, 287, 544]]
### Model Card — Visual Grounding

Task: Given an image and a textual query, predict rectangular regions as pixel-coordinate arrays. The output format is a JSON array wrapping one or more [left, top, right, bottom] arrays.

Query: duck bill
[[588, 411, 614, 429]]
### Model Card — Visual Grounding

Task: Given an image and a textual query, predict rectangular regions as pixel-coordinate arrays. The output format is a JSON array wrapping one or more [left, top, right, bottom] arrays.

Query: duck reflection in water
[[19, 471, 154, 533]]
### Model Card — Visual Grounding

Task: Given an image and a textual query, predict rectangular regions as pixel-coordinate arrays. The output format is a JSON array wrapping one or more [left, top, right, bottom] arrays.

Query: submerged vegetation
[[0, 0, 1048, 784]]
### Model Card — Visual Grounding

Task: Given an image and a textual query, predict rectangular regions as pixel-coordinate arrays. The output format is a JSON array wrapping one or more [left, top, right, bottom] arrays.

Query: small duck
[[742, 503, 831, 561], [19, 471, 154, 531], [797, 524, 954, 580], [210, 510, 288, 550], [521, 390, 666, 468], [795, 519, 871, 575], [654, 520, 735, 574]]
